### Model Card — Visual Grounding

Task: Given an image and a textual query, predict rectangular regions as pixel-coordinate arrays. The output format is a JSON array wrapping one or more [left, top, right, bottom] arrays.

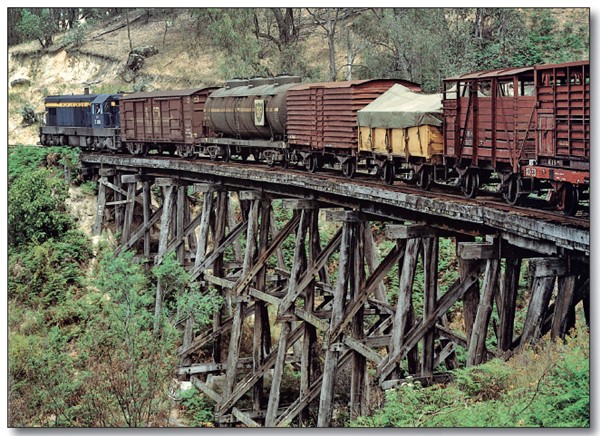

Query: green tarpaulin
[[357, 84, 443, 129]]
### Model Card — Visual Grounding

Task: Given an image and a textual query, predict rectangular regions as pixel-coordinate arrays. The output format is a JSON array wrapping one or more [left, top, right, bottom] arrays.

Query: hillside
[[7, 8, 589, 146]]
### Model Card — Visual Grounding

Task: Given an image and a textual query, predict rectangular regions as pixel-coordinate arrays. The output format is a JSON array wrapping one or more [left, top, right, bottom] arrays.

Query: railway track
[[165, 156, 590, 230]]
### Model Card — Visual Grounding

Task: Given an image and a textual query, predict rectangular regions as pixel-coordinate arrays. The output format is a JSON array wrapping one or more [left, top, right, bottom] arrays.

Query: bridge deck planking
[[80, 153, 589, 255]]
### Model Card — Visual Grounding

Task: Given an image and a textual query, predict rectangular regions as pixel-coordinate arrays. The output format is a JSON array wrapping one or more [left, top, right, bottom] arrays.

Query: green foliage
[[78, 250, 178, 426], [352, 328, 589, 428], [9, 327, 81, 426], [9, 230, 92, 308], [17, 8, 56, 48], [79, 180, 97, 196], [197, 9, 269, 78], [153, 251, 223, 328], [18, 102, 38, 125], [453, 359, 511, 401], [62, 22, 88, 48], [178, 386, 216, 426], [8, 167, 74, 247]]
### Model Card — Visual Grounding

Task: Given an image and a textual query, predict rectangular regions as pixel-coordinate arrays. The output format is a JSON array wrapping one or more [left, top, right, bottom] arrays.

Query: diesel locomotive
[[38, 60, 589, 215]]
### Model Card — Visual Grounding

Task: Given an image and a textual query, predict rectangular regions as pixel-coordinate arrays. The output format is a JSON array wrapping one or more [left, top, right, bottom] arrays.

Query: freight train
[[39, 60, 589, 215]]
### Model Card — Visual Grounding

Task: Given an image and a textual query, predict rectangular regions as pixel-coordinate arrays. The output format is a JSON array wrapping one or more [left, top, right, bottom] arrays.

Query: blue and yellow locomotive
[[39, 92, 122, 152]]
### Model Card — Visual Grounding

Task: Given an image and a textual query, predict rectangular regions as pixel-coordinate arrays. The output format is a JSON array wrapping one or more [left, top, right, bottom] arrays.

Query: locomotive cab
[[91, 94, 120, 129]]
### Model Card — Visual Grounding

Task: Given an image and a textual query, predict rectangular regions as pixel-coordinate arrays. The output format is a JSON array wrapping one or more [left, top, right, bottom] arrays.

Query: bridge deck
[[80, 153, 589, 255]]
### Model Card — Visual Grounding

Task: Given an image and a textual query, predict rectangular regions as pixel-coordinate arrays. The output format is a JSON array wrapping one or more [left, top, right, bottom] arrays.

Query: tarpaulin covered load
[[357, 84, 442, 129]]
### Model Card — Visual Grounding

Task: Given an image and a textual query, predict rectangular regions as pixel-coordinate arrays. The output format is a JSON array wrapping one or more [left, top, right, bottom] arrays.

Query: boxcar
[[442, 60, 589, 213], [286, 79, 421, 177], [120, 87, 217, 156]]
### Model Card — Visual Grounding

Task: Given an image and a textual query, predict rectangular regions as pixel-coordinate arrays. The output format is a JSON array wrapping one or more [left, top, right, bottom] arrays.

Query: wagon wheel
[[381, 161, 395, 185], [176, 144, 188, 158], [342, 158, 356, 179], [503, 175, 523, 206], [222, 145, 231, 162], [557, 183, 579, 216], [281, 150, 290, 168], [417, 166, 432, 191], [306, 155, 318, 173], [462, 170, 479, 199]]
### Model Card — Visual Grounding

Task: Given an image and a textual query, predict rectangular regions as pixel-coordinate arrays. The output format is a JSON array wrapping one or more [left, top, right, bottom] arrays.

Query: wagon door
[[537, 114, 555, 156], [311, 87, 325, 151]]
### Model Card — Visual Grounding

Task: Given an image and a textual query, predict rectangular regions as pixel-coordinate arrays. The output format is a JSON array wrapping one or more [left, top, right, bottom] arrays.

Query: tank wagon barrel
[[205, 76, 302, 141]]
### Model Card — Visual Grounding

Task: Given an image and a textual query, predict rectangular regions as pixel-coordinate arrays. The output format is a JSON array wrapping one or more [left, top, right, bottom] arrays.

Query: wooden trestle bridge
[[80, 153, 589, 427]]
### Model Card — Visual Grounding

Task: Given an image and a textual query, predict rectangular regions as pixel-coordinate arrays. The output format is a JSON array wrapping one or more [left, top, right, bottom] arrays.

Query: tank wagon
[[39, 92, 121, 151], [200, 76, 301, 163], [119, 87, 217, 156]]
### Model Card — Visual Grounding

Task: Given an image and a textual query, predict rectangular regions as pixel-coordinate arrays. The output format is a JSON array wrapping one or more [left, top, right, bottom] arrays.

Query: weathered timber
[[457, 235, 480, 347], [278, 227, 343, 315], [231, 407, 261, 427], [385, 223, 438, 239], [230, 212, 301, 297], [218, 324, 304, 415], [467, 258, 500, 366], [179, 303, 256, 358], [551, 275, 577, 339], [519, 275, 556, 348], [422, 237, 438, 377], [142, 180, 152, 257], [498, 258, 521, 351], [389, 238, 420, 375], [93, 177, 107, 236], [80, 154, 589, 255], [191, 376, 222, 403], [328, 244, 404, 342], [378, 261, 484, 381], [153, 184, 175, 331], [457, 241, 499, 260], [317, 220, 352, 427]]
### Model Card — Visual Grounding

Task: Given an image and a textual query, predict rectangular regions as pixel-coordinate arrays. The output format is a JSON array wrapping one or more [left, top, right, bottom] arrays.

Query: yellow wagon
[[357, 84, 443, 187]]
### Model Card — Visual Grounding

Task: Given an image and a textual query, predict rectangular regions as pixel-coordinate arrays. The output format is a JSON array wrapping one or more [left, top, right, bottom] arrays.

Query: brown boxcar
[[286, 79, 420, 176], [120, 87, 217, 155], [442, 60, 589, 211]]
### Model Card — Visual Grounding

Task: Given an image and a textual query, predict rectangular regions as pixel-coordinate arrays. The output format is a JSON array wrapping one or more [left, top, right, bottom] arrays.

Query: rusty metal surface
[[287, 79, 420, 153], [120, 88, 213, 100], [79, 152, 589, 256], [444, 66, 534, 81], [443, 60, 589, 179], [121, 87, 217, 145]]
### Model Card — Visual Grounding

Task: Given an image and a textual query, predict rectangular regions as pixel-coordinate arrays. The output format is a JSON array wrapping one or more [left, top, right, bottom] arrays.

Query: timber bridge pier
[[80, 153, 589, 427]]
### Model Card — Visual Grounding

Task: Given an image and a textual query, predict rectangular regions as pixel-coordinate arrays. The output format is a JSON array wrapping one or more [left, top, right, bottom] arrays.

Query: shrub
[[178, 386, 216, 426], [18, 102, 38, 125]]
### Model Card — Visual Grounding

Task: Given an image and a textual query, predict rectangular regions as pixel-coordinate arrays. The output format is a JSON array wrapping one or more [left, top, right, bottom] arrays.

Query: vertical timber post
[[317, 211, 355, 427], [153, 178, 176, 332]]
